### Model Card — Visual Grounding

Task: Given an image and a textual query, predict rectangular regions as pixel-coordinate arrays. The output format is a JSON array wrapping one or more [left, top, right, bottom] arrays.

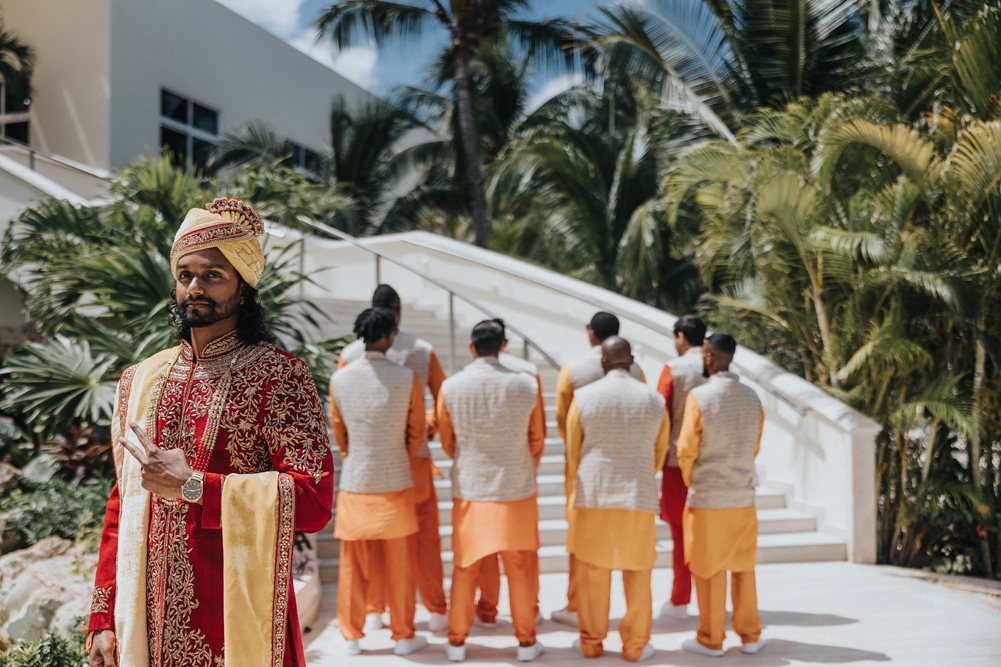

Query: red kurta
[[89, 331, 335, 667]]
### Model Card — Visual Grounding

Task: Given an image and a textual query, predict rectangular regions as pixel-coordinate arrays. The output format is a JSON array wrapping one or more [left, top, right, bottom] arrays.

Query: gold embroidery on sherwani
[[271, 473, 296, 665], [91, 586, 113, 614]]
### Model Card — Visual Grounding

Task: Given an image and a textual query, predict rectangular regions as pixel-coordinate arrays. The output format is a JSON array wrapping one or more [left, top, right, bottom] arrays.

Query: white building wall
[[107, 0, 379, 168], [2, 0, 113, 169]]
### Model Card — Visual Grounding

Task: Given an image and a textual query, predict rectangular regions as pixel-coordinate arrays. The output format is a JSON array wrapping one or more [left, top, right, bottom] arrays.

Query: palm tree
[[314, 0, 581, 248], [0, 22, 35, 111]]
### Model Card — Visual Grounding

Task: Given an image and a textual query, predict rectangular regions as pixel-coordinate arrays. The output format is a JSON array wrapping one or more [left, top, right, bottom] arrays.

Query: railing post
[[523, 336, 530, 360], [375, 255, 381, 286], [29, 149, 35, 171], [449, 293, 456, 375]]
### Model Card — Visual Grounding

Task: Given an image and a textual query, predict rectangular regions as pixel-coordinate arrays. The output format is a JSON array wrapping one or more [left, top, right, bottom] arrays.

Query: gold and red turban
[[170, 198, 266, 287]]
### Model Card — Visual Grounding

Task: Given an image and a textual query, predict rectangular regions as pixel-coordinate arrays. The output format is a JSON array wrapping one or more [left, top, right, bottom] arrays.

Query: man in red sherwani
[[88, 198, 335, 667]]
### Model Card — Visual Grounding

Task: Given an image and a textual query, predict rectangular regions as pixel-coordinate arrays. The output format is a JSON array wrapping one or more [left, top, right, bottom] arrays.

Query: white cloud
[[527, 73, 585, 113], [214, 0, 307, 38], [288, 31, 380, 91]]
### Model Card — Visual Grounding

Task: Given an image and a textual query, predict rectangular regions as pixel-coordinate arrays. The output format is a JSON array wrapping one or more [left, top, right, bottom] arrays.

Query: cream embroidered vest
[[331, 351, 416, 493], [573, 369, 665, 513], [567, 345, 643, 390], [498, 351, 539, 378], [686, 371, 762, 509], [440, 357, 538, 502], [665, 347, 707, 467], [341, 330, 434, 457]]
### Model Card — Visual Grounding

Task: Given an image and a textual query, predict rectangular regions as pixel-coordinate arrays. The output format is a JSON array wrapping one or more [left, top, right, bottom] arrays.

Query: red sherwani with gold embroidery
[[88, 331, 335, 667]]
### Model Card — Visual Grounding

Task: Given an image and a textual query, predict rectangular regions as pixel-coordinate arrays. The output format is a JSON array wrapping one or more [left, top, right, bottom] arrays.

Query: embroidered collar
[[683, 346, 703, 358], [364, 350, 387, 360], [710, 370, 740, 382], [473, 356, 503, 367], [606, 368, 632, 379], [180, 329, 243, 362]]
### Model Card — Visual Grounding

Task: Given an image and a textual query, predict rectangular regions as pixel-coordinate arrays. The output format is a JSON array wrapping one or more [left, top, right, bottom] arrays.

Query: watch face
[[182, 480, 200, 501]]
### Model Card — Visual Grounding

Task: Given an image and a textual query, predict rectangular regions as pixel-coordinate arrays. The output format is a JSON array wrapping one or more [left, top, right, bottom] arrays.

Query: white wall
[[107, 0, 380, 168], [3, 0, 112, 169]]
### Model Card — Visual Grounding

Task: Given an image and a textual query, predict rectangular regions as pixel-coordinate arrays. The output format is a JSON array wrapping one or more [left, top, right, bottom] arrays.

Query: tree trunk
[[453, 50, 490, 249], [971, 336, 993, 577], [811, 288, 840, 388]]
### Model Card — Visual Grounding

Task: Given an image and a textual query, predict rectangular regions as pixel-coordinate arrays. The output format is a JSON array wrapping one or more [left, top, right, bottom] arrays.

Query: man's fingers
[[121, 437, 149, 467], [129, 421, 159, 453]]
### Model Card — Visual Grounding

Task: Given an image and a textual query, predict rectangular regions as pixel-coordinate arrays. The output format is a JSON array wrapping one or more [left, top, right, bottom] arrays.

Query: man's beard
[[702, 364, 710, 378], [178, 291, 240, 328]]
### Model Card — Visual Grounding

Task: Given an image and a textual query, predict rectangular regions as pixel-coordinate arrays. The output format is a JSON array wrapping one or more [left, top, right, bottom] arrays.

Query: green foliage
[[0, 477, 113, 548], [0, 632, 88, 667]]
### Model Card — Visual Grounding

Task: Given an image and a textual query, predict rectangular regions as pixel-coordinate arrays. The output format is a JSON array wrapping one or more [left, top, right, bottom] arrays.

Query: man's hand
[[121, 421, 197, 501], [89, 630, 117, 667]]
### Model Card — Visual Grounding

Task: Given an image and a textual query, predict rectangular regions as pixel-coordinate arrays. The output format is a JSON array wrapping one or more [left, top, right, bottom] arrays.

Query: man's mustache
[[180, 295, 216, 309]]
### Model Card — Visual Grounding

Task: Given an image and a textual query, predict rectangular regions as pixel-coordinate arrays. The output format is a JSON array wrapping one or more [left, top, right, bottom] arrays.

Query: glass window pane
[[304, 148, 319, 173], [4, 86, 29, 114], [192, 137, 214, 169], [192, 103, 218, 135], [161, 90, 188, 124], [3, 121, 29, 144], [161, 125, 188, 163], [289, 142, 303, 167]]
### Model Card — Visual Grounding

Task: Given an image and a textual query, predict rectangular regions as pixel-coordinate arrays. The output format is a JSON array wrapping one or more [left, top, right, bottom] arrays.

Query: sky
[[214, 0, 604, 107]]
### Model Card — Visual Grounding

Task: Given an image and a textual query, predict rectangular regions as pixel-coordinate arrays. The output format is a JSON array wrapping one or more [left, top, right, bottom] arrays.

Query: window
[[0, 78, 31, 145], [159, 89, 219, 168], [289, 141, 319, 173]]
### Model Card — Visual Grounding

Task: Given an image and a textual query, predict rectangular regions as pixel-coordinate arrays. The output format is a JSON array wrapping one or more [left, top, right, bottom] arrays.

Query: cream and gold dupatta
[[112, 348, 296, 667]]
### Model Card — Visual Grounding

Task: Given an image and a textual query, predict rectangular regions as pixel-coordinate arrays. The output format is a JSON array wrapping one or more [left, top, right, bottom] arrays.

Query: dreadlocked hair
[[168, 280, 276, 346], [354, 307, 397, 344]]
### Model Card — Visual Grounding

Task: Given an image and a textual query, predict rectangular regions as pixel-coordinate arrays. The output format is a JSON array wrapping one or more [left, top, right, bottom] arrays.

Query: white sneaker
[[742, 639, 766, 654], [428, 612, 449, 632], [550, 607, 578, 627], [393, 635, 428, 656], [658, 601, 689, 620], [344, 639, 361, 656], [363, 612, 384, 631], [681, 639, 723, 657], [473, 616, 497, 629], [516, 641, 544, 662], [638, 643, 656, 661], [444, 642, 466, 662], [572, 639, 584, 656]]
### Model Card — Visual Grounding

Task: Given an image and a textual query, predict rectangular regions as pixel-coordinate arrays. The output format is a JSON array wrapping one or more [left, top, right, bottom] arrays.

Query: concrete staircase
[[311, 300, 847, 584]]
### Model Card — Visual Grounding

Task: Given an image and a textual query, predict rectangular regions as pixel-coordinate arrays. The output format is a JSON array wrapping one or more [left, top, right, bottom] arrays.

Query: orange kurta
[[329, 374, 425, 541], [676, 394, 764, 579], [563, 401, 670, 572], [433, 391, 545, 568]]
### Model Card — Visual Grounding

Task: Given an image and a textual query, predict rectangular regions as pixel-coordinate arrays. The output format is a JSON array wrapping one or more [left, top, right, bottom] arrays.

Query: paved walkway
[[302, 562, 1001, 666]]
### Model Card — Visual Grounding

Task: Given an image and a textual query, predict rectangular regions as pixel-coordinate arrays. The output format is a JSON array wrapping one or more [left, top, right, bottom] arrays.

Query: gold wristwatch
[[181, 471, 205, 503]]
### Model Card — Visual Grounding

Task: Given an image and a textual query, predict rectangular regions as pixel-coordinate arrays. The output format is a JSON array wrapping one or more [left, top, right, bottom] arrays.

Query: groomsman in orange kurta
[[433, 320, 547, 662], [677, 333, 766, 656], [654, 315, 707, 619], [337, 285, 448, 633], [553, 312, 644, 627], [330, 308, 429, 656], [565, 337, 669, 662]]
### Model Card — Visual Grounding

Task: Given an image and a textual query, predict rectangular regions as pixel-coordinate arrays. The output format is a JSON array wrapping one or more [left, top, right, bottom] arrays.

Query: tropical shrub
[[0, 477, 113, 550], [0, 631, 88, 667]]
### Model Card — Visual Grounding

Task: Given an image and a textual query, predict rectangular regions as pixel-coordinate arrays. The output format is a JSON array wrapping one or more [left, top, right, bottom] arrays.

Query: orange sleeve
[[639, 367, 647, 383], [427, 351, 446, 401], [405, 374, 425, 457], [654, 410, 671, 471], [755, 411, 764, 457], [657, 365, 673, 407], [676, 394, 703, 487], [528, 384, 546, 466], [336, 352, 346, 370], [555, 363, 573, 443], [565, 400, 583, 483], [436, 392, 457, 459], [328, 382, 348, 455]]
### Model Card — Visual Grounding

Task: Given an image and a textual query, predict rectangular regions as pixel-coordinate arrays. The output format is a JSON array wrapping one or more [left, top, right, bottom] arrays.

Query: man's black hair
[[471, 319, 505, 356], [168, 280, 276, 346], [354, 307, 397, 344], [674, 314, 707, 347], [493, 318, 507, 341], [707, 332, 737, 356], [372, 284, 400, 309], [589, 312, 620, 341]]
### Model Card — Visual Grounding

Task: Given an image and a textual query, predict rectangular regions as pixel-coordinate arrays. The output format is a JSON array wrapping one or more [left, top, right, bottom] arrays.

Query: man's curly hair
[[168, 280, 276, 346]]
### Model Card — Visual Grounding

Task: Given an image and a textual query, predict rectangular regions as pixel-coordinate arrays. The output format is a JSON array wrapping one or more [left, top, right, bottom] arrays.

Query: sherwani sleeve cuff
[[200, 472, 225, 529]]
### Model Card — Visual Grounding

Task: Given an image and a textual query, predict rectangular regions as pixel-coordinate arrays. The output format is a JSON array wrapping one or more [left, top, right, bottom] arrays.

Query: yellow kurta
[[330, 374, 425, 541], [433, 391, 546, 568], [564, 400, 670, 572], [676, 394, 765, 579]]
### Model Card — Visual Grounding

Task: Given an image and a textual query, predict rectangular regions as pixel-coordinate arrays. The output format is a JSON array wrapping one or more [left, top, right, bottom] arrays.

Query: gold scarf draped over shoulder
[[113, 349, 296, 667]]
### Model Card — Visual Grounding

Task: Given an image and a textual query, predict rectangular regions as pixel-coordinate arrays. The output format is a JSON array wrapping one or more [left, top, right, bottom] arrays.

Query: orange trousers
[[475, 553, 501, 623], [338, 537, 416, 641], [692, 570, 760, 650], [365, 469, 447, 616], [575, 559, 652, 661], [448, 551, 539, 646]]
